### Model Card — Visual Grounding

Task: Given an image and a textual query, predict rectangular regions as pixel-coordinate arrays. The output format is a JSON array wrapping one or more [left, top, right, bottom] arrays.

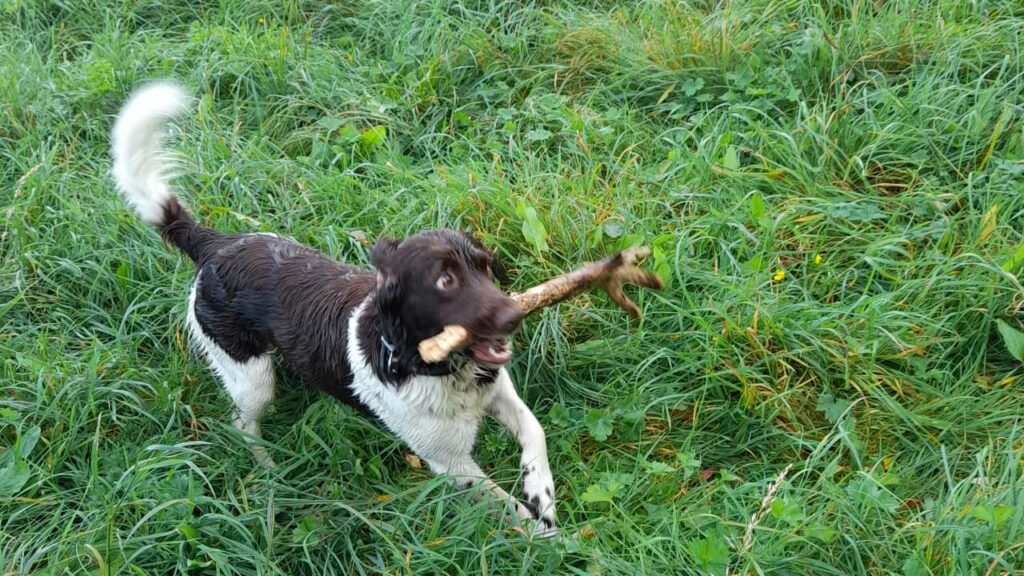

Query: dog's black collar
[[376, 334, 455, 380]]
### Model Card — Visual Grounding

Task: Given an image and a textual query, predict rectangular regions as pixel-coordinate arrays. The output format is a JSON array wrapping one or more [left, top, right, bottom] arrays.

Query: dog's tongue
[[468, 337, 511, 365]]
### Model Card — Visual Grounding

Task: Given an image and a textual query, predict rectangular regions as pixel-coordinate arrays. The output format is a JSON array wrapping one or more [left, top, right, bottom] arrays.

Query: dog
[[111, 82, 557, 535]]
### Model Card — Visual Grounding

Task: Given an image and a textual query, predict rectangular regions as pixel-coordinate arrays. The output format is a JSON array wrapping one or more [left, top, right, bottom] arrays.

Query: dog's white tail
[[111, 82, 191, 225]]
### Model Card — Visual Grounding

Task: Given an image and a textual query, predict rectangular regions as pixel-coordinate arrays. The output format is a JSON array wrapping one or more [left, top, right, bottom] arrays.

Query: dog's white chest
[[344, 298, 498, 464]]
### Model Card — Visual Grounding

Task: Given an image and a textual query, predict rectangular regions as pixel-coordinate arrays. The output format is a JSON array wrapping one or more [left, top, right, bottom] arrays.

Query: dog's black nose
[[495, 306, 524, 334]]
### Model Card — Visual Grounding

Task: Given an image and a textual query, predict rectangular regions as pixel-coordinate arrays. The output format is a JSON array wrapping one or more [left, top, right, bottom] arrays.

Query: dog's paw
[[530, 516, 559, 538], [252, 445, 277, 469], [520, 463, 557, 535]]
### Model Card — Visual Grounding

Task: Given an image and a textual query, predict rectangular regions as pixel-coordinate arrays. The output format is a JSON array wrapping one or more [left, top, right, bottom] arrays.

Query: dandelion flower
[[773, 269, 785, 282], [814, 254, 822, 265]]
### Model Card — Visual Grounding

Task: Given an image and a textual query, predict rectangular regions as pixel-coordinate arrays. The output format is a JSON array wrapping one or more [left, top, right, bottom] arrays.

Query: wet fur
[[110, 82, 557, 534]]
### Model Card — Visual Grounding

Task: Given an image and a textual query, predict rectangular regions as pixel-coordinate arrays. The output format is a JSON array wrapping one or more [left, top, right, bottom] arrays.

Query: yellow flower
[[773, 269, 785, 282], [258, 17, 265, 24], [814, 253, 823, 265]]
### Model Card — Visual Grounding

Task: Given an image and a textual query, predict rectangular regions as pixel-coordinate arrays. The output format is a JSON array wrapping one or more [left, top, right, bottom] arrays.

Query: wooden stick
[[418, 247, 664, 363]]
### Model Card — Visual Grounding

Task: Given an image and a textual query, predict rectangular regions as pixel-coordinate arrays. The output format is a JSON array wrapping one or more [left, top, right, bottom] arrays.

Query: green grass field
[[3, 1, 1024, 574]]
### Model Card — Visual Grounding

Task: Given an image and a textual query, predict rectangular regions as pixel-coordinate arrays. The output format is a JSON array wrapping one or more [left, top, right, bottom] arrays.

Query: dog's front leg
[[486, 369, 557, 536], [421, 452, 536, 524]]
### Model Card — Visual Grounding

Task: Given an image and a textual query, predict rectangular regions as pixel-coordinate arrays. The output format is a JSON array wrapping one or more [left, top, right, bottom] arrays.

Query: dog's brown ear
[[461, 231, 510, 285], [490, 252, 510, 285], [370, 237, 400, 270], [371, 237, 403, 306]]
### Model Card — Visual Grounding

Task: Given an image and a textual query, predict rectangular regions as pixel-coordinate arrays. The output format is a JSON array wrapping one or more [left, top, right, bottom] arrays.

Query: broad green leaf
[[0, 460, 30, 497], [846, 477, 899, 513], [682, 77, 705, 97], [581, 483, 617, 503], [675, 451, 701, 471], [645, 460, 677, 475], [547, 404, 572, 427], [816, 394, 852, 424], [584, 409, 615, 442], [902, 556, 930, 576], [651, 244, 672, 288], [722, 145, 739, 170], [802, 524, 837, 543], [337, 124, 361, 141], [1002, 242, 1024, 271], [718, 470, 742, 482], [996, 320, 1024, 362], [619, 411, 645, 442], [524, 128, 552, 142], [317, 116, 347, 132], [651, 233, 674, 247], [116, 261, 130, 291], [771, 498, 803, 526], [971, 504, 1014, 527], [831, 202, 884, 222], [517, 203, 549, 253], [176, 523, 200, 543], [612, 233, 644, 253], [750, 191, 765, 222], [360, 125, 387, 148], [654, 261, 672, 287], [18, 426, 40, 459], [686, 535, 729, 576], [292, 515, 321, 544]]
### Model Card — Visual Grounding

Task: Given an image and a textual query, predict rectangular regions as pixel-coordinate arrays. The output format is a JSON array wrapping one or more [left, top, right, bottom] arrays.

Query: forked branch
[[418, 247, 663, 363]]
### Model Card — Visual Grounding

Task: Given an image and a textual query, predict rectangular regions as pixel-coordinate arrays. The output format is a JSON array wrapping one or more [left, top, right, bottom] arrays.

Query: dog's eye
[[436, 272, 456, 291]]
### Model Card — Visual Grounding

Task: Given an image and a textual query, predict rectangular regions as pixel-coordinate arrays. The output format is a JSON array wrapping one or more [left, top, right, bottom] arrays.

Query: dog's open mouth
[[467, 337, 512, 365]]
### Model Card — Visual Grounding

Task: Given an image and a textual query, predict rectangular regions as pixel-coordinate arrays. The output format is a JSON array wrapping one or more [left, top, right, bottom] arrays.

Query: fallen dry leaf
[[902, 498, 922, 511], [348, 229, 367, 243], [404, 453, 423, 469]]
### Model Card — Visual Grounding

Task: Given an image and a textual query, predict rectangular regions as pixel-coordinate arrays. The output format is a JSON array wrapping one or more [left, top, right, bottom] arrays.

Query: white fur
[[345, 296, 558, 535], [187, 273, 277, 467], [111, 82, 190, 225], [345, 298, 497, 466]]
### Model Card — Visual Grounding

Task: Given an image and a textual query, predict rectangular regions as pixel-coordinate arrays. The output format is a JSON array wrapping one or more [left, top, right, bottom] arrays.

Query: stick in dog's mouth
[[418, 247, 663, 364]]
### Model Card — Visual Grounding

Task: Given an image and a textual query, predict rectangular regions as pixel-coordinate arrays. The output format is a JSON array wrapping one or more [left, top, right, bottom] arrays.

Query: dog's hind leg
[[222, 354, 275, 468], [186, 280, 277, 467]]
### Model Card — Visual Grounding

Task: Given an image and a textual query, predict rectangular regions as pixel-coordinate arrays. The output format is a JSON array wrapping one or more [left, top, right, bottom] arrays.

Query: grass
[[2, 0, 1024, 574]]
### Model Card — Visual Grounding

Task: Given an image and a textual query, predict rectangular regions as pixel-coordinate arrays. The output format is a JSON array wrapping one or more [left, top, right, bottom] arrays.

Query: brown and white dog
[[111, 83, 556, 534]]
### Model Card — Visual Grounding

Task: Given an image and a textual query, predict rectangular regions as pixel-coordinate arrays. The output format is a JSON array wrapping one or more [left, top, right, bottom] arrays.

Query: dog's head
[[371, 230, 522, 367]]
